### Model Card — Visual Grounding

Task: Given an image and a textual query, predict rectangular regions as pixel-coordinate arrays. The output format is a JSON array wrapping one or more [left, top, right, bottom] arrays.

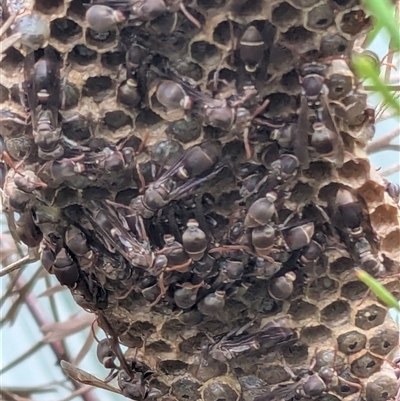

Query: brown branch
[[367, 127, 400, 153], [14, 276, 99, 401]]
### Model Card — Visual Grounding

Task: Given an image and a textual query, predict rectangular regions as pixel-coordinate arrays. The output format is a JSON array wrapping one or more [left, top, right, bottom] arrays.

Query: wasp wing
[[61, 360, 122, 394]]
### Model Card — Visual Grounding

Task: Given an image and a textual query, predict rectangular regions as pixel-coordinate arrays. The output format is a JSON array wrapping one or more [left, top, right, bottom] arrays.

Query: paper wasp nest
[[1, 0, 400, 400]]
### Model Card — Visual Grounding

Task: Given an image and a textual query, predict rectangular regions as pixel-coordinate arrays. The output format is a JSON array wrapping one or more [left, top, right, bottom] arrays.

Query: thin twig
[[58, 386, 94, 401], [382, 163, 400, 176], [0, 254, 37, 277], [367, 127, 400, 153], [45, 274, 69, 365], [368, 144, 400, 153], [0, 341, 46, 375], [13, 276, 98, 401]]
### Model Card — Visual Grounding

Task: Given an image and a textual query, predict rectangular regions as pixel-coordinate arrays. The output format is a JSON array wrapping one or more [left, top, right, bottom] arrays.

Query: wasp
[[23, 47, 63, 160], [298, 61, 346, 169], [85, 0, 201, 31], [206, 320, 298, 363]]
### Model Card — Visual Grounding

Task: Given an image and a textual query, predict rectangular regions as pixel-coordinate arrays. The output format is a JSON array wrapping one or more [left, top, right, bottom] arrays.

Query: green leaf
[[355, 268, 400, 311], [362, 0, 400, 51], [352, 54, 400, 115]]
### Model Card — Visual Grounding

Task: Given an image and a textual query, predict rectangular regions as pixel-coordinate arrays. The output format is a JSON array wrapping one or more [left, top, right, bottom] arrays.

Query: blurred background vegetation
[[1, 1, 399, 400]]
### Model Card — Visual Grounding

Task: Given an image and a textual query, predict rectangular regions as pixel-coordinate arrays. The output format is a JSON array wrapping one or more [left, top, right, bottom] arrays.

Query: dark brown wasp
[[257, 351, 361, 401], [199, 89, 270, 159], [118, 369, 162, 400], [37, 155, 86, 188], [245, 192, 277, 228], [173, 281, 205, 309], [197, 290, 226, 316], [282, 222, 315, 251], [299, 231, 326, 265], [206, 320, 298, 363], [157, 234, 190, 271], [84, 145, 135, 174], [298, 61, 345, 169], [43, 247, 80, 288], [117, 78, 141, 108], [86, 0, 201, 29], [15, 209, 43, 248], [182, 219, 207, 261], [64, 225, 97, 273], [251, 224, 276, 259], [125, 44, 148, 78], [23, 48, 63, 160], [155, 80, 194, 112], [268, 272, 296, 300], [239, 26, 265, 73], [334, 188, 363, 237], [2, 169, 46, 213], [131, 141, 223, 218], [97, 338, 118, 371], [0, 109, 29, 139], [385, 180, 400, 204], [84, 201, 153, 269]]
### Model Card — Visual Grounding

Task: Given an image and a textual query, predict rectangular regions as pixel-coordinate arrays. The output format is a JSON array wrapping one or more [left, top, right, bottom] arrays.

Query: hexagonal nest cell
[[1, 0, 399, 400]]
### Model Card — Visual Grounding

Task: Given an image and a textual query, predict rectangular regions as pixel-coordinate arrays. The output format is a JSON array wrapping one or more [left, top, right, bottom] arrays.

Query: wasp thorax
[[14, 171, 47, 193], [268, 272, 296, 300], [193, 254, 216, 278], [118, 371, 147, 400], [86, 5, 126, 32], [239, 26, 265, 72], [303, 75, 325, 99], [182, 219, 207, 261], [245, 192, 277, 228], [284, 222, 314, 251], [132, 0, 168, 21], [65, 226, 90, 256], [198, 291, 226, 316], [253, 257, 281, 279], [143, 186, 169, 213], [156, 80, 193, 111], [303, 374, 326, 397], [222, 259, 244, 280], [271, 125, 295, 148], [271, 154, 300, 180], [126, 45, 147, 73]]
